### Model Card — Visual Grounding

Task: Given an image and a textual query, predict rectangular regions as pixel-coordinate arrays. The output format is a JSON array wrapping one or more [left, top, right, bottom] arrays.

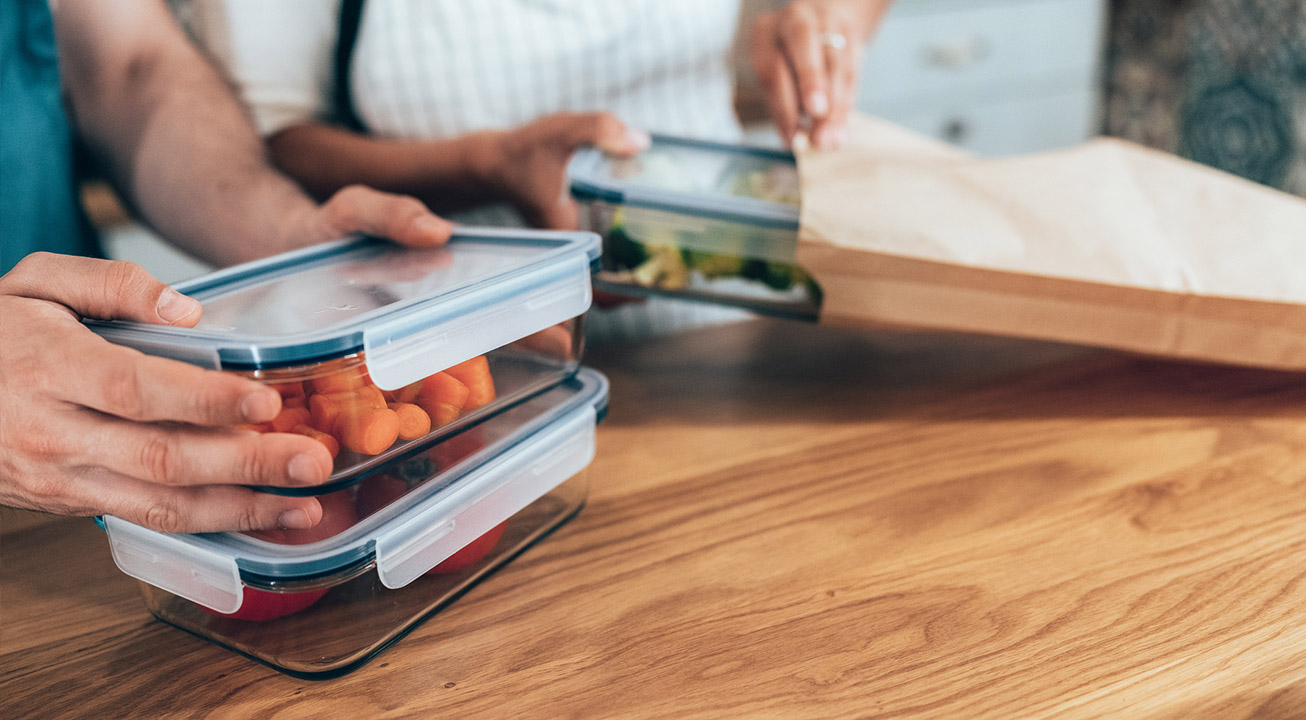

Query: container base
[[139, 474, 589, 678]]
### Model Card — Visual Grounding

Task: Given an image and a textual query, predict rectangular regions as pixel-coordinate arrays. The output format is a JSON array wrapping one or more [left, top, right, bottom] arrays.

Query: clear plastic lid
[[568, 135, 801, 230], [87, 229, 600, 390], [102, 368, 608, 613]]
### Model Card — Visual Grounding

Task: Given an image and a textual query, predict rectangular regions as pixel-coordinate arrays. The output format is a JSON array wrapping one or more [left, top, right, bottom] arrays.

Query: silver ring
[[821, 32, 848, 51]]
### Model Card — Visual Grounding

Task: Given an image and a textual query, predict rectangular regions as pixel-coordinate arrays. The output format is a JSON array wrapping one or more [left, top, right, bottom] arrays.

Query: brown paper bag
[[796, 114, 1306, 370]]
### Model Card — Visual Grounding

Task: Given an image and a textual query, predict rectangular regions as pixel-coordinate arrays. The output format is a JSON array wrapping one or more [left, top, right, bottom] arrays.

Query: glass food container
[[101, 368, 609, 678], [569, 134, 818, 319], [88, 228, 600, 495]]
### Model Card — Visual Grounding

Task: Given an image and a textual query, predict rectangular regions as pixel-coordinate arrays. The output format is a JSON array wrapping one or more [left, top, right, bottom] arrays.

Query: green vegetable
[[759, 262, 797, 291], [607, 224, 649, 270], [682, 250, 745, 278], [601, 201, 816, 302], [630, 244, 689, 290], [739, 259, 769, 282]]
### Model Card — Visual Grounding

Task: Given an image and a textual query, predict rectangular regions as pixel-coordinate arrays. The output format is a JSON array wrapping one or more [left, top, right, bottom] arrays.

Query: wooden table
[[6, 318, 1306, 719]]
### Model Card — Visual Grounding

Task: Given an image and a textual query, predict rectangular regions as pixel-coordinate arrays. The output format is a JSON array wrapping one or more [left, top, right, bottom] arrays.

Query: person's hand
[[278, 184, 455, 250], [0, 187, 455, 533], [750, 0, 891, 150], [0, 254, 335, 532], [0, 253, 349, 533], [477, 111, 651, 230]]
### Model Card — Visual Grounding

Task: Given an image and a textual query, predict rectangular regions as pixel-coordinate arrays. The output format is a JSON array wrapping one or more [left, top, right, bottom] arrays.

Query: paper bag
[[796, 114, 1306, 370]]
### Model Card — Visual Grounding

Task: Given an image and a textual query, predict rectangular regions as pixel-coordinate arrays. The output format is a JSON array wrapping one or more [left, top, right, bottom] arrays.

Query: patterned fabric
[[1103, 0, 1306, 195], [192, 0, 743, 142], [192, 0, 753, 343], [353, 1, 743, 142]]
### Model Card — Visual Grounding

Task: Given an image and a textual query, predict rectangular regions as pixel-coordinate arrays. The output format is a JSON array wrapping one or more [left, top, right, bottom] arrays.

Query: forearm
[[268, 123, 503, 216], [120, 63, 318, 266], [54, 0, 320, 266]]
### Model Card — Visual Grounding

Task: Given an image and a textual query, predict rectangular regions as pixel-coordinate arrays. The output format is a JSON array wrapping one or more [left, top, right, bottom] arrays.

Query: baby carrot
[[443, 356, 495, 411], [309, 367, 368, 395], [235, 423, 272, 433], [282, 395, 307, 410], [270, 407, 313, 433], [388, 379, 425, 405], [356, 385, 387, 410], [317, 388, 385, 411], [309, 394, 345, 435], [337, 407, 400, 456], [416, 372, 469, 427], [292, 424, 340, 459], [268, 381, 305, 399], [387, 402, 432, 441]]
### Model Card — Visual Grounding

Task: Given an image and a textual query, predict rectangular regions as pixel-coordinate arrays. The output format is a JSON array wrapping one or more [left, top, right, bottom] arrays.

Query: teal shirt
[[1, 0, 99, 275]]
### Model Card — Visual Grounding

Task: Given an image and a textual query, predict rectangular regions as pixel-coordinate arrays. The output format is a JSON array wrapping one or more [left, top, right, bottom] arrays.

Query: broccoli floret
[[805, 275, 823, 307], [759, 262, 796, 290], [740, 259, 769, 282], [606, 225, 650, 270]]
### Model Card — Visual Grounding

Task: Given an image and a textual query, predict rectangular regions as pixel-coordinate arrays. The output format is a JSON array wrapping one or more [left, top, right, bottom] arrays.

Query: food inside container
[[101, 368, 608, 678], [88, 228, 600, 494], [569, 134, 820, 319]]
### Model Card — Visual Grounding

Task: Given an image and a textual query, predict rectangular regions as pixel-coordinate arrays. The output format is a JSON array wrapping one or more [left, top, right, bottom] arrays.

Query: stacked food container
[[569, 134, 819, 320], [90, 228, 606, 678]]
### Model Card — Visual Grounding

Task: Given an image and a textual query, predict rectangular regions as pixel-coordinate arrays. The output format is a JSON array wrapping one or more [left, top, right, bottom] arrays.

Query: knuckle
[[6, 252, 50, 284], [191, 375, 240, 423], [13, 468, 90, 513], [234, 506, 263, 533], [339, 182, 376, 205], [143, 499, 186, 533], [795, 54, 821, 79], [392, 195, 426, 219], [530, 114, 563, 140], [782, 10, 817, 39], [23, 473, 68, 504], [324, 187, 365, 229], [551, 111, 580, 126], [103, 363, 146, 419], [8, 353, 45, 395], [15, 426, 66, 464], [236, 441, 273, 485], [136, 432, 183, 483], [571, 113, 601, 140], [592, 112, 621, 137], [104, 260, 154, 302], [337, 183, 370, 201]]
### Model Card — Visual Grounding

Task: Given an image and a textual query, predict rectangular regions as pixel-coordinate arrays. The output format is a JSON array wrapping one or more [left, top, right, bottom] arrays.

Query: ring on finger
[[820, 32, 848, 51]]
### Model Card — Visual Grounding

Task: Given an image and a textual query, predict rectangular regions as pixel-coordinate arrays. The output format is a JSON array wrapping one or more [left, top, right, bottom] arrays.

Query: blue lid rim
[[567, 134, 801, 230], [231, 367, 609, 583], [87, 230, 601, 370]]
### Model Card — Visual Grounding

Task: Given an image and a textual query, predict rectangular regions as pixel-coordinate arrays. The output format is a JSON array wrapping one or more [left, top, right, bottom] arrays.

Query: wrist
[[460, 130, 511, 198], [401, 131, 512, 210], [266, 178, 321, 252]]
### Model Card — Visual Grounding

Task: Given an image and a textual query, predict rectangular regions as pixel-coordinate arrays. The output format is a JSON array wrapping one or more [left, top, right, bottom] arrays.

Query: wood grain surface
[[6, 318, 1306, 719]]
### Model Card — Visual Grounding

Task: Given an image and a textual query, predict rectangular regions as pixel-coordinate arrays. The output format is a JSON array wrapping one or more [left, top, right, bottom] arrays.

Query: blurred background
[[93, 0, 1306, 282]]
